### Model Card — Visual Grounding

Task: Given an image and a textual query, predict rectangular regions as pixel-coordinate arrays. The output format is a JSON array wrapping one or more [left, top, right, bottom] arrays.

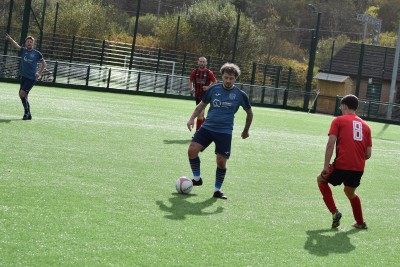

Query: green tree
[[316, 35, 351, 68], [154, 15, 191, 51], [376, 0, 400, 32], [43, 0, 129, 39], [156, 0, 260, 60]]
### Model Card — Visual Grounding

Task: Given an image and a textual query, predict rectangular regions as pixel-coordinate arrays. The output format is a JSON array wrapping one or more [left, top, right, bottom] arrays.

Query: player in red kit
[[317, 94, 372, 229], [188, 57, 217, 131]]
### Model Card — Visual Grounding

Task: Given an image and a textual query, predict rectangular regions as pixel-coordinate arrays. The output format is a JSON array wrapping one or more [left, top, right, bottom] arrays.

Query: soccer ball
[[176, 176, 193, 194]]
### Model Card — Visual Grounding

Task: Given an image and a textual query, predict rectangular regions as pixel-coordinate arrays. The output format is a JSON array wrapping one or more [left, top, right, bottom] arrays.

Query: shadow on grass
[[0, 119, 12, 123], [156, 193, 224, 220], [163, 139, 192, 145], [377, 123, 390, 137], [304, 228, 360, 256]]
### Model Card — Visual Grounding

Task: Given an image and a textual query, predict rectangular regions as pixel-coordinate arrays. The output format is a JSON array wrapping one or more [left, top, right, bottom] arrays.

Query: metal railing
[[1, 55, 399, 124]]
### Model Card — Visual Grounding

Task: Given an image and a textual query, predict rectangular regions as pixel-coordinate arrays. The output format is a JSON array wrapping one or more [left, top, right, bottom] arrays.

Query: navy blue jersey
[[19, 47, 44, 80], [201, 84, 251, 134]]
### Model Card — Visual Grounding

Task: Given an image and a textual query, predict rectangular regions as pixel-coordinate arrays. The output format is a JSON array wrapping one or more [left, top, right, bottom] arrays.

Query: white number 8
[[353, 121, 362, 141]]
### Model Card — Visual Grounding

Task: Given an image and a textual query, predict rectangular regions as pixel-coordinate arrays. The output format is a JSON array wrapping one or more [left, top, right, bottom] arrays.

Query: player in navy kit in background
[[5, 33, 47, 120], [188, 57, 217, 131], [186, 63, 253, 199]]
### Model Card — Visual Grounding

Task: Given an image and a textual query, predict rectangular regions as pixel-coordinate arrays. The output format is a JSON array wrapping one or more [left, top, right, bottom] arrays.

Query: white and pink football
[[176, 176, 193, 194]]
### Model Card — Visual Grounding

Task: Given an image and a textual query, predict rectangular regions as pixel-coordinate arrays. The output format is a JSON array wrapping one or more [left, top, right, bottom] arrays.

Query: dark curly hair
[[220, 63, 241, 78], [341, 94, 359, 110]]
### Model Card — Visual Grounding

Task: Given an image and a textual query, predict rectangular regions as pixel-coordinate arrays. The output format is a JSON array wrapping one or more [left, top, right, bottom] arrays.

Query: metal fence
[[1, 55, 399, 124], [0, 28, 305, 89], [0, 54, 313, 107]]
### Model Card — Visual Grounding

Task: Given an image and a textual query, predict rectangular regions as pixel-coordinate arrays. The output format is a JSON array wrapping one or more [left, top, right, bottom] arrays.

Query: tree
[[43, 0, 129, 38], [181, 0, 260, 62], [376, 0, 400, 32]]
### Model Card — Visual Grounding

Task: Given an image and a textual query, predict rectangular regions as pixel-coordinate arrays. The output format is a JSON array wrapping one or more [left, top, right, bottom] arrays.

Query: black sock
[[215, 167, 227, 190], [189, 157, 201, 177], [20, 97, 29, 114]]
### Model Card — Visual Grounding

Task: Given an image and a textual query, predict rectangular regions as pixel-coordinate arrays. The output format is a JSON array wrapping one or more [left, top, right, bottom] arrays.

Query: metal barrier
[[1, 55, 399, 124]]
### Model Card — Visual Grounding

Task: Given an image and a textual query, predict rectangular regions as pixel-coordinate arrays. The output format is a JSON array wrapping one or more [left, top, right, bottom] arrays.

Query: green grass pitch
[[1, 82, 399, 266]]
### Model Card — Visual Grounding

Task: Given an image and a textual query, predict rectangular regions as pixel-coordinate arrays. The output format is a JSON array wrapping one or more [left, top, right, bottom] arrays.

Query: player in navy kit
[[186, 63, 253, 199], [5, 34, 47, 120]]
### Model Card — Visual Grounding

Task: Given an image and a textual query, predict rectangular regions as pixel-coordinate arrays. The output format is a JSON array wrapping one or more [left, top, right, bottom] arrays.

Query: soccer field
[[1, 82, 399, 266]]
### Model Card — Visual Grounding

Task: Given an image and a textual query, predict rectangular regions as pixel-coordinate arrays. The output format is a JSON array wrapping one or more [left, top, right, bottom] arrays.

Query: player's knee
[[343, 187, 356, 199], [317, 175, 325, 183], [216, 156, 227, 168], [19, 90, 26, 98], [188, 143, 200, 158]]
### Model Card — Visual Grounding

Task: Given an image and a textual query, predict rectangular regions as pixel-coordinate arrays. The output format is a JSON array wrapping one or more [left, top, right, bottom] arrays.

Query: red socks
[[350, 195, 364, 225], [318, 183, 337, 214], [319, 182, 365, 224]]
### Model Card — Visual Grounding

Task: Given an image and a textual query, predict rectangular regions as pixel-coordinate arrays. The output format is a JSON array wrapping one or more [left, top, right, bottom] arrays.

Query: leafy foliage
[[2, 0, 399, 86]]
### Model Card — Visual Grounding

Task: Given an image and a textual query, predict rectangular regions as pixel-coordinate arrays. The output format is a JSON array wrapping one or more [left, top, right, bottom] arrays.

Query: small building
[[313, 72, 352, 114], [315, 42, 400, 118]]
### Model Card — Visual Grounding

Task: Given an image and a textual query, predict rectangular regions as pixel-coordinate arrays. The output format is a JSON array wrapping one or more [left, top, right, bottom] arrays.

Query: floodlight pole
[[386, 22, 400, 120], [303, 8, 321, 110], [20, 0, 32, 46], [3, 0, 13, 55], [129, 0, 141, 70], [231, 9, 240, 63]]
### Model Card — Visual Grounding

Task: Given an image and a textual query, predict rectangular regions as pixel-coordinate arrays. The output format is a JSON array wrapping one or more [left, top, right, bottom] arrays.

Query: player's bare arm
[[5, 33, 21, 50], [241, 108, 253, 139], [36, 59, 47, 78], [365, 147, 372, 160], [188, 79, 194, 92], [322, 134, 336, 176], [187, 101, 206, 131]]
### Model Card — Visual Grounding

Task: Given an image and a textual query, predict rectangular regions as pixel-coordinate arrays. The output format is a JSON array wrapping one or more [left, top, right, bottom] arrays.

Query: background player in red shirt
[[188, 57, 217, 131], [317, 94, 372, 229]]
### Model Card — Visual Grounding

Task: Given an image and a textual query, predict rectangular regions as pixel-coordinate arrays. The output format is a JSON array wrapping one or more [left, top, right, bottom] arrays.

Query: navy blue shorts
[[192, 127, 232, 158], [326, 164, 364, 188], [20, 76, 36, 93]]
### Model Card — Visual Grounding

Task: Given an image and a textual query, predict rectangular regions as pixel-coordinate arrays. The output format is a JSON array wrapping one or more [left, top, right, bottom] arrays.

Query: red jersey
[[329, 113, 372, 171], [190, 68, 217, 100]]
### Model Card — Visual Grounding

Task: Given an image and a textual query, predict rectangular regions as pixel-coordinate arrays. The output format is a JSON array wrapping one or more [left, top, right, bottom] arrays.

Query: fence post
[[69, 36, 76, 63], [181, 52, 187, 76], [283, 89, 288, 108], [107, 68, 111, 88], [273, 66, 282, 104], [20, 0, 32, 46], [164, 75, 169, 94], [100, 40, 106, 66], [86, 65, 90, 86], [286, 67, 292, 90], [136, 71, 141, 91], [53, 61, 58, 83], [231, 9, 240, 63], [51, 2, 59, 57], [250, 62, 256, 85], [275, 66, 281, 88], [174, 15, 180, 50], [334, 96, 341, 116], [367, 101, 371, 118], [355, 43, 365, 97], [3, 0, 14, 56], [156, 48, 161, 73], [262, 64, 268, 85]]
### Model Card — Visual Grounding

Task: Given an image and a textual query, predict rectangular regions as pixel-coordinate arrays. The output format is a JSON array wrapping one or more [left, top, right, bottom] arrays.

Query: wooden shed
[[314, 72, 353, 114]]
